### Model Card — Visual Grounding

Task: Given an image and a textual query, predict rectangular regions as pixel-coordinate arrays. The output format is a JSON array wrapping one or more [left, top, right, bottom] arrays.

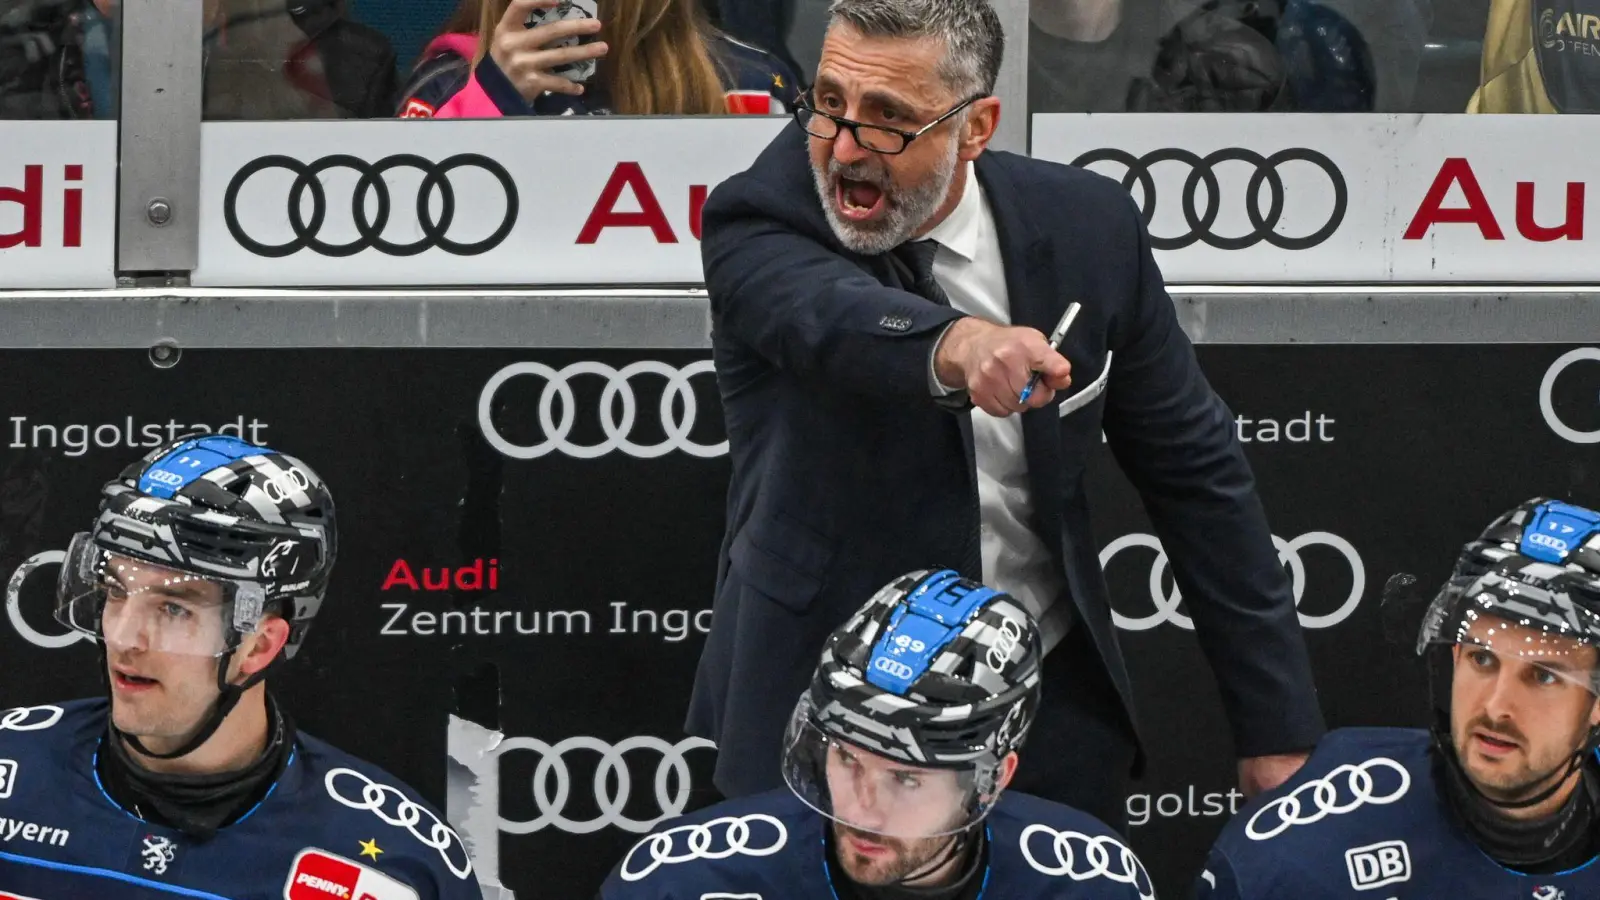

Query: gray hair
[[827, 0, 1006, 98]]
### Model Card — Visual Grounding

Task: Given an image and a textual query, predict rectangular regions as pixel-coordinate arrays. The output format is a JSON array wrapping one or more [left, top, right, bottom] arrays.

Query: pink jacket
[[395, 33, 503, 119], [430, 35, 502, 119], [399, 29, 800, 119]]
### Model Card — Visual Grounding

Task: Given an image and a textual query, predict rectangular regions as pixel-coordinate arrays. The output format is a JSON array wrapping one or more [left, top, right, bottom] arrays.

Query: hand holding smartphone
[[523, 0, 602, 84]]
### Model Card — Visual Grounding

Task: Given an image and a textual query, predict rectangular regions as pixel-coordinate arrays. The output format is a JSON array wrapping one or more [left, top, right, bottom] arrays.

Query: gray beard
[[812, 142, 962, 256]]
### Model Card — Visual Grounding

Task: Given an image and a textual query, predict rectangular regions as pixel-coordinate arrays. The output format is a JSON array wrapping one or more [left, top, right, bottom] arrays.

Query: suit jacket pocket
[[1058, 350, 1113, 419], [728, 511, 836, 615]]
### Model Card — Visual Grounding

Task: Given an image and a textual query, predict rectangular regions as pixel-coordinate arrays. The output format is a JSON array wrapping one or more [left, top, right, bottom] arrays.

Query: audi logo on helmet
[[1101, 531, 1365, 631], [223, 154, 518, 258], [872, 656, 916, 680], [986, 617, 1023, 672], [261, 467, 312, 505], [1071, 147, 1347, 251], [477, 360, 727, 460]]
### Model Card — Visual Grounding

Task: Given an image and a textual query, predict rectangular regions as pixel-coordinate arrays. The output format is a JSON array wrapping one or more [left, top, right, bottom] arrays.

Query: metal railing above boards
[[1, 0, 1595, 291], [0, 287, 1595, 349]]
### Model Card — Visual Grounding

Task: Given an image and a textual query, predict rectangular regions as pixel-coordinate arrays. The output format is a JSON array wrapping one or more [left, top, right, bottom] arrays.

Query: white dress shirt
[[921, 162, 1072, 652]]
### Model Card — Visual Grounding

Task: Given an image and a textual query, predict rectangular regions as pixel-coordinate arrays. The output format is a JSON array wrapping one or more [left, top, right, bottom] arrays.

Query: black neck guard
[[1434, 741, 1600, 874], [98, 693, 294, 842]]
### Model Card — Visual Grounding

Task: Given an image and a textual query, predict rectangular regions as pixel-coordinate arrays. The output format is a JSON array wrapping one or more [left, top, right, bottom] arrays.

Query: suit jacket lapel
[[977, 153, 1067, 563]]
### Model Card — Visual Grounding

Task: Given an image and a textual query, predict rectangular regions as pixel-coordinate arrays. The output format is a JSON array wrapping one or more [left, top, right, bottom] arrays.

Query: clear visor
[[780, 698, 998, 839], [54, 534, 253, 658], [1419, 573, 1600, 695]]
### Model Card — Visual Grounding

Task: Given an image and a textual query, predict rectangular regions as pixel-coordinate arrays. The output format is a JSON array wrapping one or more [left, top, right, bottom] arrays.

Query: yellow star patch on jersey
[[774, 74, 786, 89], [359, 838, 383, 861]]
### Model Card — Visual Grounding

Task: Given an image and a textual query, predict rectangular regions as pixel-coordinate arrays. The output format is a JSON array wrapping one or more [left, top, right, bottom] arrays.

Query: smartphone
[[524, 0, 601, 84]]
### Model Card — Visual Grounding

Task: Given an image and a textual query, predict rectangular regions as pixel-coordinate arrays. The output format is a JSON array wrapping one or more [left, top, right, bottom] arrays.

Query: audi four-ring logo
[[1101, 531, 1365, 631], [6, 550, 87, 650], [873, 657, 915, 680], [620, 814, 788, 881], [1071, 148, 1347, 251], [0, 705, 64, 732], [1540, 348, 1600, 444], [223, 154, 518, 257], [492, 734, 716, 834], [1246, 757, 1411, 841], [1019, 825, 1155, 900], [986, 618, 1023, 671], [324, 767, 474, 879], [478, 361, 727, 460]]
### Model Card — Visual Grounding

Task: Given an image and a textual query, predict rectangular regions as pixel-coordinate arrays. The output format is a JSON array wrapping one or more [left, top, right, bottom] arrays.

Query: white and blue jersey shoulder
[[1198, 726, 1600, 899], [986, 792, 1155, 899], [0, 698, 483, 900]]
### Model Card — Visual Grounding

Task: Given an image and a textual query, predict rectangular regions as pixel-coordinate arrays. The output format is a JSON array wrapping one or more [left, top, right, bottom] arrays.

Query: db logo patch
[[284, 849, 419, 900], [1344, 840, 1410, 891]]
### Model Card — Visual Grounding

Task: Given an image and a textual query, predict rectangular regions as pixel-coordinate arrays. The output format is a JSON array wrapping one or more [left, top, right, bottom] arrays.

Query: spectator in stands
[[206, 0, 399, 119], [1276, 0, 1434, 111], [706, 0, 809, 85], [1468, 0, 1600, 112], [396, 0, 799, 118], [398, 0, 485, 117], [1028, 0, 1290, 112], [1026, 0, 1429, 113], [0, 0, 396, 119]]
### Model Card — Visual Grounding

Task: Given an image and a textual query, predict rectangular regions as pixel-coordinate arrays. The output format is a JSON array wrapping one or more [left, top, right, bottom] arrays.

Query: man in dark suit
[[686, 0, 1325, 831]]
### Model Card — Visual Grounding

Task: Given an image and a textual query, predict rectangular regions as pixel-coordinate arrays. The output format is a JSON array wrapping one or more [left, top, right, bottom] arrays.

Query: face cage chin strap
[[887, 829, 972, 889], [103, 643, 278, 762], [1447, 724, 1600, 813]]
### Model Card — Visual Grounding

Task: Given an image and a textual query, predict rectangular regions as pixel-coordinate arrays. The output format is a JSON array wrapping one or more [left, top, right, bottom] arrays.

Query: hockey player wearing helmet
[[0, 435, 484, 900], [1199, 498, 1600, 899], [599, 569, 1155, 899]]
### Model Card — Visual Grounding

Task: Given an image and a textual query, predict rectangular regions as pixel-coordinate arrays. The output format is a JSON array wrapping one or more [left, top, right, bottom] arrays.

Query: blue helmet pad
[[865, 570, 1002, 695], [137, 436, 279, 500], [1520, 500, 1600, 564]]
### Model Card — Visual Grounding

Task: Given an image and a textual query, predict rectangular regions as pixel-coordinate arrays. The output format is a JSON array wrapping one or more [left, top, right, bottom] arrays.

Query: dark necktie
[[891, 239, 983, 583], [894, 239, 952, 308]]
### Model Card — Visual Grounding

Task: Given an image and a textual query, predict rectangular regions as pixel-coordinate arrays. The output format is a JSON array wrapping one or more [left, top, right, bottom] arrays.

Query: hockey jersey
[[1198, 727, 1600, 899], [598, 788, 1154, 899], [1467, 0, 1600, 113], [0, 698, 483, 900]]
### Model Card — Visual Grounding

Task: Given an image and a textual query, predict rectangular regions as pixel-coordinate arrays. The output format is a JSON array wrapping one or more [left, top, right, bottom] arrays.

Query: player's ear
[[994, 751, 1020, 793], [233, 615, 290, 679]]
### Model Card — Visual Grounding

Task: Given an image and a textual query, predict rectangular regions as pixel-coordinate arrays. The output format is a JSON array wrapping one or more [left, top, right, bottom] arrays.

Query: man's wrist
[[927, 322, 961, 396], [932, 316, 978, 389]]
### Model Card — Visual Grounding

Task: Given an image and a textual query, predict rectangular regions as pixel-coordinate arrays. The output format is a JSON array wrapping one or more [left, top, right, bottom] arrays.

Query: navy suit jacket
[[687, 124, 1325, 796]]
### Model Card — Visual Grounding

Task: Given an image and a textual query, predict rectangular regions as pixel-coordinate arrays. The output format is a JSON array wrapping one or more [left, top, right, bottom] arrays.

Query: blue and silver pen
[[1018, 301, 1082, 405]]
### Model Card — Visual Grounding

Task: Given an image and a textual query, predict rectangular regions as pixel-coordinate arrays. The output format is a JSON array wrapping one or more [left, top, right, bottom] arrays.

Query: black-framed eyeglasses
[[793, 91, 987, 155]]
